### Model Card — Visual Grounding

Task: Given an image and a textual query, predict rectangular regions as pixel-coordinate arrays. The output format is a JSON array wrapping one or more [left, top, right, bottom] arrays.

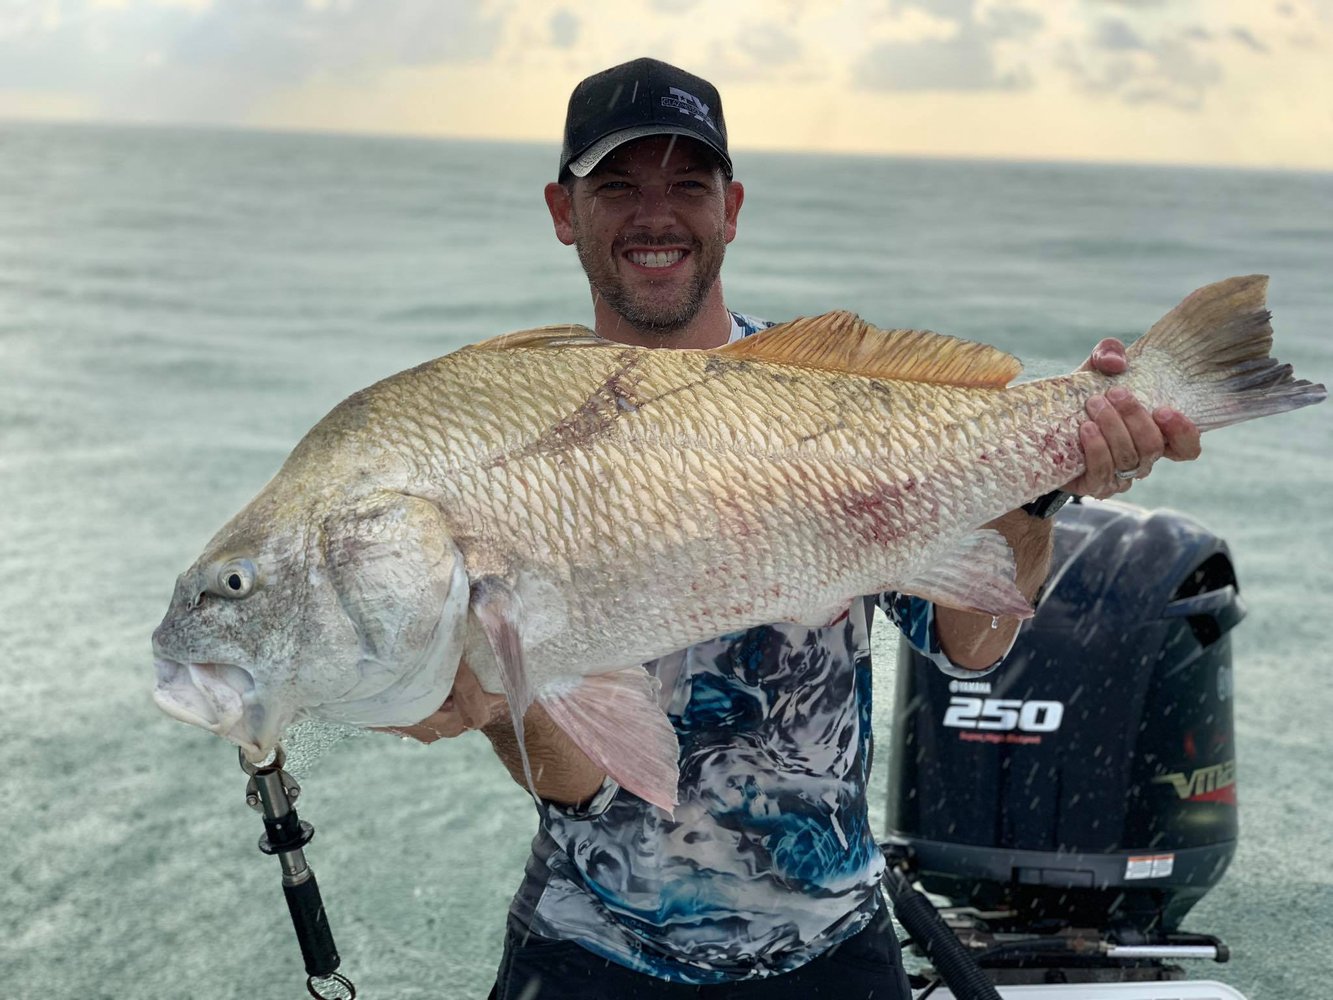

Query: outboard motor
[[884, 499, 1243, 973]]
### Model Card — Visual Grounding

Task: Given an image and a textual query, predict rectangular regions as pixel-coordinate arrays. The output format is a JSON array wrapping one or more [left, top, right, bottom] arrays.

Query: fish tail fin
[[1127, 275, 1326, 431]]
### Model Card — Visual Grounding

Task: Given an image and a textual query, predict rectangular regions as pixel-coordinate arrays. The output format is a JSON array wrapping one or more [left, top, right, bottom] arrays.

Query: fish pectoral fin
[[539, 669, 680, 814], [470, 575, 541, 799], [898, 529, 1035, 619]]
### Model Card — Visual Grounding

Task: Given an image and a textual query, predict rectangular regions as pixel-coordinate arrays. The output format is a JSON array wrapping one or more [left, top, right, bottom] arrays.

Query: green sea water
[[1, 123, 1330, 998]]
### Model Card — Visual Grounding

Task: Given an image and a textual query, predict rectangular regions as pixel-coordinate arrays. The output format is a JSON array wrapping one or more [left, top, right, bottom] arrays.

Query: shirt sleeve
[[539, 776, 622, 821], [877, 592, 1016, 679]]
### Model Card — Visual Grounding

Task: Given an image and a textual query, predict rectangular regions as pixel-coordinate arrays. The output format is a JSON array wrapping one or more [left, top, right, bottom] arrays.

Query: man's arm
[[934, 509, 1054, 669], [481, 704, 608, 807], [935, 338, 1203, 669], [380, 662, 607, 806]]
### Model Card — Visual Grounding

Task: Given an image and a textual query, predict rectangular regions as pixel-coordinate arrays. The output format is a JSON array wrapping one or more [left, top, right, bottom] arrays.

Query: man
[[400, 58, 1201, 998]]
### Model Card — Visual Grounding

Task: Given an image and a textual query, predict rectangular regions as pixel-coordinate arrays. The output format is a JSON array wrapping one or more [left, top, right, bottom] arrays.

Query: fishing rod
[[240, 746, 356, 999]]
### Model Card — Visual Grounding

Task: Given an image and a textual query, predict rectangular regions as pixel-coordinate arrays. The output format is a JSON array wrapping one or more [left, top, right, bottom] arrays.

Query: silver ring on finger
[[1114, 466, 1141, 481]]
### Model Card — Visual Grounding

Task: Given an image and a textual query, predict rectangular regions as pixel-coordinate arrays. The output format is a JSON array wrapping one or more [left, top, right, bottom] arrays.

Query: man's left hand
[[1066, 338, 1202, 498]]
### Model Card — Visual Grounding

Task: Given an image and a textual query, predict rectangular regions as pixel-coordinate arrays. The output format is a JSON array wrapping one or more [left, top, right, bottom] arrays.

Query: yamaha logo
[[948, 679, 992, 694]]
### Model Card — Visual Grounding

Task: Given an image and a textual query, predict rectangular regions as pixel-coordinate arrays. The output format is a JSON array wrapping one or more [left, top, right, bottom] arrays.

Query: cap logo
[[660, 87, 718, 133]]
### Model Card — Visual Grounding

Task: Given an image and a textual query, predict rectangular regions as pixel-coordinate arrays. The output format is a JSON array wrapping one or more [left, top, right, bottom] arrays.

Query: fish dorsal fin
[[716, 311, 1022, 387], [466, 324, 608, 352]]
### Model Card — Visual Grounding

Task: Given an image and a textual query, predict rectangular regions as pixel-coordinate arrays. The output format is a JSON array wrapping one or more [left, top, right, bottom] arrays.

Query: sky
[[2, 0, 1332, 171]]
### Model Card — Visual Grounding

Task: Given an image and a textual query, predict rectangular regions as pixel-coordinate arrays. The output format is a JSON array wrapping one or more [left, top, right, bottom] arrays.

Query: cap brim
[[567, 125, 731, 178]]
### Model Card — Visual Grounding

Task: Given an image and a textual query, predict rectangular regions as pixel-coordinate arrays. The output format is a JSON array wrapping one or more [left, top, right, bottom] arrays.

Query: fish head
[[152, 489, 470, 761]]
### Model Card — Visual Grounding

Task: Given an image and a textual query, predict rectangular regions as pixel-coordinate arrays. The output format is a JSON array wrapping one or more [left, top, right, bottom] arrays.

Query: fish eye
[[216, 559, 257, 599]]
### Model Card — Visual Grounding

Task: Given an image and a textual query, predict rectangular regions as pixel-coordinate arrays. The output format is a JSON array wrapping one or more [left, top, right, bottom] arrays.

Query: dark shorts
[[488, 907, 910, 1000]]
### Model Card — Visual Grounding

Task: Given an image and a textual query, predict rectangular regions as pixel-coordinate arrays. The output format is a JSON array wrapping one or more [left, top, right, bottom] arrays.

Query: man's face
[[550, 136, 742, 337]]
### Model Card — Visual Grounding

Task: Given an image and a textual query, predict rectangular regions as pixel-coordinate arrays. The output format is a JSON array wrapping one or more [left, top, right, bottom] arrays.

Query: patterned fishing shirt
[[507, 311, 1002, 984]]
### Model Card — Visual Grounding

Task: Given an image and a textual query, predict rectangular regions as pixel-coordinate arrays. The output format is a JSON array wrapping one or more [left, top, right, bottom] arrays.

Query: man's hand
[[376, 663, 607, 804], [937, 338, 1203, 670], [1068, 338, 1202, 498], [376, 661, 508, 744]]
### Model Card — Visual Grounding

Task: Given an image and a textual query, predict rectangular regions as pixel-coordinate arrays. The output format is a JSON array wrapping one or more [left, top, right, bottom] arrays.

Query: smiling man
[[408, 57, 1202, 999], [543, 63, 742, 350]]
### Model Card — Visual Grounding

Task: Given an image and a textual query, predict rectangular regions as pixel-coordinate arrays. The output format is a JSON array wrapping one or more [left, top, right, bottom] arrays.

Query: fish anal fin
[[899, 529, 1034, 619], [715, 311, 1022, 388], [539, 669, 680, 814], [465, 324, 608, 352]]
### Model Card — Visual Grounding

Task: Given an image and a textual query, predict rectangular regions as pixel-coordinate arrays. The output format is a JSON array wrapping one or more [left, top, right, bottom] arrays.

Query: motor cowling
[[885, 499, 1242, 935]]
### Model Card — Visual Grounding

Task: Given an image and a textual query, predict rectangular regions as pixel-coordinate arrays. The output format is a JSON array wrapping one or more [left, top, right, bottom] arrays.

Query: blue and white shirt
[[507, 310, 1000, 984]]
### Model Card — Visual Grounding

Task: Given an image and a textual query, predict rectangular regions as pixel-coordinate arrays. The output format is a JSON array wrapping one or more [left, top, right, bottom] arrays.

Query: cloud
[[889, 0, 976, 17], [985, 4, 1044, 40], [1093, 19, 1148, 50], [0, 0, 504, 117], [2, 0, 1327, 171], [701, 22, 806, 82], [735, 24, 805, 69], [738, 23, 804, 65], [855, 35, 1030, 90], [166, 0, 503, 80], [1229, 25, 1268, 52], [1057, 12, 1234, 110], [853, 0, 1040, 91], [549, 8, 579, 49]]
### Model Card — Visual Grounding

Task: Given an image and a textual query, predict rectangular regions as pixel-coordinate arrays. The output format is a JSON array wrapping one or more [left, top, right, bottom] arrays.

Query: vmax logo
[[1153, 761, 1236, 803]]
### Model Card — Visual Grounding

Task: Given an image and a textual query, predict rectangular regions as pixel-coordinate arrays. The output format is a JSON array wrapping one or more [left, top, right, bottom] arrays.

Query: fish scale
[[426, 359, 1090, 683], [152, 276, 1324, 810]]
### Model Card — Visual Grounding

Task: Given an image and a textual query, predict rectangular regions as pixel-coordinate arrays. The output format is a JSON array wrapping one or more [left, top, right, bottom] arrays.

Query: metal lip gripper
[[241, 745, 356, 1000]]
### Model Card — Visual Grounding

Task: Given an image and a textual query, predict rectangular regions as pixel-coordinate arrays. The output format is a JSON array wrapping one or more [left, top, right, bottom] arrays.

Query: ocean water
[[1, 123, 1329, 999]]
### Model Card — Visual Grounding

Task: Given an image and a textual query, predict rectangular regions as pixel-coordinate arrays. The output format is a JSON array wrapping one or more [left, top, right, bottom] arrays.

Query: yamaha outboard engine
[[884, 499, 1243, 982]]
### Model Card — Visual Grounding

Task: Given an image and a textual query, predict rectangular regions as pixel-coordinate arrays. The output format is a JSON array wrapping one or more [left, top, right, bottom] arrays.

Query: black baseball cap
[[559, 57, 731, 180]]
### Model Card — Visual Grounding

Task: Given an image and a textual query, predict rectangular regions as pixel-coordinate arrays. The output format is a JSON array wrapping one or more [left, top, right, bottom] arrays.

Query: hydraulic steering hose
[[882, 860, 1002, 1000]]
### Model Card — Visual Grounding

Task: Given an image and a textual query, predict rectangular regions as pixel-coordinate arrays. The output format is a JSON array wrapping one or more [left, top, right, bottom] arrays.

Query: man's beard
[[573, 228, 728, 337]]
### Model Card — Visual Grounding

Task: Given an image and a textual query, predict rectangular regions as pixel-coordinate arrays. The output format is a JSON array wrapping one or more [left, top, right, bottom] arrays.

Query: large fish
[[152, 276, 1324, 810]]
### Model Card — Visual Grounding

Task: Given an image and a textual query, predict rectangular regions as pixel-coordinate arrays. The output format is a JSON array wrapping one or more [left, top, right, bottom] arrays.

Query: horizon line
[[5, 114, 1331, 179]]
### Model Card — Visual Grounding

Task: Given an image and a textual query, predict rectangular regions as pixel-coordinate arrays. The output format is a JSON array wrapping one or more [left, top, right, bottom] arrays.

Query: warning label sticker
[[1125, 854, 1175, 880]]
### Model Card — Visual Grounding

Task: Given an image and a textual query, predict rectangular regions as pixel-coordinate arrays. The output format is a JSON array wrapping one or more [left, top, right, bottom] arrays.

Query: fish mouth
[[152, 657, 278, 762]]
